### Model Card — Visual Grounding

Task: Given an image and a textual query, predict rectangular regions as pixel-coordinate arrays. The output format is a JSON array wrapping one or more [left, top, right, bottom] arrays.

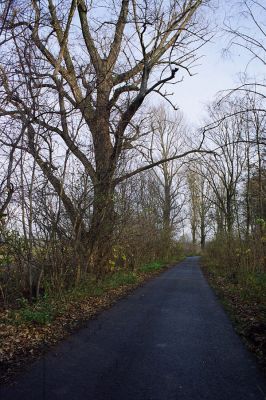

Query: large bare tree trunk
[[88, 179, 115, 276]]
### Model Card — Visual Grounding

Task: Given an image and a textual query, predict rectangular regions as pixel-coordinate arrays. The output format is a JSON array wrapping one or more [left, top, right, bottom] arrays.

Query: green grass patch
[[103, 271, 138, 288], [65, 276, 104, 300], [13, 296, 58, 325], [139, 261, 164, 273]]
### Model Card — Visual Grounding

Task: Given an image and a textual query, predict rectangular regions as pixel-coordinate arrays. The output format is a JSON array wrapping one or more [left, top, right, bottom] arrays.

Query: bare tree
[[187, 163, 212, 249], [0, 0, 211, 275], [187, 169, 199, 247], [203, 99, 248, 236], [145, 106, 187, 255], [0, 143, 16, 223]]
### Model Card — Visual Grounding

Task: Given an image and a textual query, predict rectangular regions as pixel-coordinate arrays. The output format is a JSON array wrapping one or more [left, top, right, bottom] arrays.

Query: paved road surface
[[1, 257, 265, 400]]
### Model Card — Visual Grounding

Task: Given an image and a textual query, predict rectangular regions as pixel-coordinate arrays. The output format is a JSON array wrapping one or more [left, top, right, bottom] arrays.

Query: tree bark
[[87, 179, 115, 277]]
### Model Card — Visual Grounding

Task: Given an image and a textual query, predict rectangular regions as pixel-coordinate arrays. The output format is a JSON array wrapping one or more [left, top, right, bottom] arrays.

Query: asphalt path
[[1, 256, 266, 400]]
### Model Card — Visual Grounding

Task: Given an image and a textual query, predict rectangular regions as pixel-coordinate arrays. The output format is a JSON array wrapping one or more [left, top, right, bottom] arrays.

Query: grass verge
[[202, 256, 266, 376], [0, 257, 184, 383]]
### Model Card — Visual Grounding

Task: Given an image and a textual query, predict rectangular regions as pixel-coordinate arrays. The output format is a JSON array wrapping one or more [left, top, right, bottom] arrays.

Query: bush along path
[[202, 256, 266, 376], [0, 259, 182, 384]]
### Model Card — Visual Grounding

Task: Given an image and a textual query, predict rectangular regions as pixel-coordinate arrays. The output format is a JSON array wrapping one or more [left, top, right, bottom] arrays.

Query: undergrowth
[[4, 258, 183, 326], [202, 255, 266, 374]]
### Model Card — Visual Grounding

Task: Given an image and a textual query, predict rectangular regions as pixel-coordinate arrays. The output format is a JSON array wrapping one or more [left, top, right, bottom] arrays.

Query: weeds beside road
[[202, 256, 266, 376]]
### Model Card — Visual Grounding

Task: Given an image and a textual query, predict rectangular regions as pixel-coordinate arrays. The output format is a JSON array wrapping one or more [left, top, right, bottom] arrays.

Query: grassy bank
[[202, 256, 266, 375], [0, 257, 183, 383]]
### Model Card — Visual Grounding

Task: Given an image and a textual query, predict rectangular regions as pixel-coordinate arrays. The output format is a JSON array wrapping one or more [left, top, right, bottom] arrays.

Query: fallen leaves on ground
[[203, 268, 266, 377]]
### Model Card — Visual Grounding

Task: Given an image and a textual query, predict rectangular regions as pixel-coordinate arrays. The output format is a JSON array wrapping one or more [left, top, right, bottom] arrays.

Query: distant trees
[[205, 101, 248, 236], [189, 92, 266, 270], [146, 106, 187, 257], [187, 165, 211, 249]]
